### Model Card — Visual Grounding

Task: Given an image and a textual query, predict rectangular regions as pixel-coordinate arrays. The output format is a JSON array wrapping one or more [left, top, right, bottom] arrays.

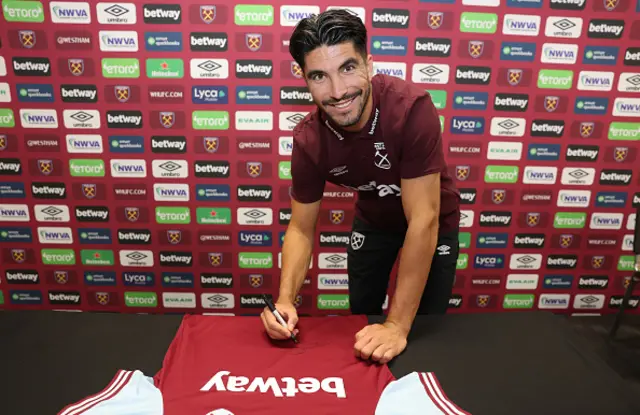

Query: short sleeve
[[399, 94, 446, 180], [290, 133, 325, 204]]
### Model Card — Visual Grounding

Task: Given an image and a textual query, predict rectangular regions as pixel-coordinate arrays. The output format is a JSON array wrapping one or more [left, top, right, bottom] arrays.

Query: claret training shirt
[[290, 73, 460, 233]]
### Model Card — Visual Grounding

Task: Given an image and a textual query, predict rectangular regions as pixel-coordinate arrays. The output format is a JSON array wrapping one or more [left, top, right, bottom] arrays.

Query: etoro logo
[[238, 252, 273, 269], [459, 12, 498, 34], [2, 1, 45, 22]]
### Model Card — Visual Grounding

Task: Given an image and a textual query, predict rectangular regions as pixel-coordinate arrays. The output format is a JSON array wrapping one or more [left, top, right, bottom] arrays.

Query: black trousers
[[347, 217, 459, 315]]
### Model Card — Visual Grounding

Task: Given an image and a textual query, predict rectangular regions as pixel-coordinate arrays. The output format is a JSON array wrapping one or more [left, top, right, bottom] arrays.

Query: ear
[[366, 54, 373, 75]]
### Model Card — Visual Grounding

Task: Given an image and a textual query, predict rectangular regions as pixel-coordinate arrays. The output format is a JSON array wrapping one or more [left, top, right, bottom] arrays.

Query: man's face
[[302, 42, 373, 129]]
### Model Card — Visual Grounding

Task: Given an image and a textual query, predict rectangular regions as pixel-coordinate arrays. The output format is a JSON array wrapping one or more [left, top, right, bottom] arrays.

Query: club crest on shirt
[[373, 142, 391, 170]]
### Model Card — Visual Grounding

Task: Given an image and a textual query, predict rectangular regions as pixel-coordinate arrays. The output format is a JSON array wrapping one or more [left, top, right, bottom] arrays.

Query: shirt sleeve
[[399, 93, 446, 180], [290, 132, 325, 204]]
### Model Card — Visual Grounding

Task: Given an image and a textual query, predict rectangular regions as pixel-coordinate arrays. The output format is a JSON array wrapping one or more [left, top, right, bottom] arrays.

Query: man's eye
[[344, 65, 355, 72], [312, 74, 324, 81]]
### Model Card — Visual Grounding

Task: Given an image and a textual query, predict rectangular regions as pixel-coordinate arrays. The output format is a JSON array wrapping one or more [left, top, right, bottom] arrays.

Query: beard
[[322, 83, 371, 129]]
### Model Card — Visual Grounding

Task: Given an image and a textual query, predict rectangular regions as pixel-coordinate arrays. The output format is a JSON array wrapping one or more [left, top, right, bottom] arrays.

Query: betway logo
[[195, 164, 229, 175], [144, 8, 180, 21], [236, 63, 272, 76], [6, 271, 38, 282], [495, 97, 528, 109], [0, 162, 21, 172], [152, 139, 185, 152], [514, 236, 544, 246], [201, 275, 232, 286], [415, 40, 451, 55], [200, 370, 345, 397], [531, 123, 564, 134], [75, 209, 108, 220], [601, 172, 631, 183], [160, 253, 192, 265], [49, 293, 80, 303], [61, 88, 97, 100], [191, 36, 227, 48], [480, 213, 510, 224], [580, 277, 608, 287], [238, 188, 271, 199], [567, 148, 598, 159], [280, 90, 311, 101], [13, 61, 50, 73], [320, 235, 349, 244], [107, 114, 141, 125], [118, 231, 151, 243], [373, 11, 408, 26], [547, 258, 577, 267], [589, 22, 623, 37], [456, 69, 490, 82]]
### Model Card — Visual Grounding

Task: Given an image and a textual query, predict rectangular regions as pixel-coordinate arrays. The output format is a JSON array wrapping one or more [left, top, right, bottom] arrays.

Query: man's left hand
[[354, 322, 408, 364]]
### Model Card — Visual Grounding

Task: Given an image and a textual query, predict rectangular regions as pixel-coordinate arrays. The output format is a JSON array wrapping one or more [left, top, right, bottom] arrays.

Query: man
[[261, 10, 460, 364]]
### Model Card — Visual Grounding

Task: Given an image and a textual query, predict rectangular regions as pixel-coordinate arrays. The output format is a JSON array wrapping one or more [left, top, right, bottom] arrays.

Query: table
[[0, 310, 638, 415]]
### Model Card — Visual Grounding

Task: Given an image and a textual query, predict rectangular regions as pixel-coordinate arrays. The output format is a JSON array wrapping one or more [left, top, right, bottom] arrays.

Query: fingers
[[379, 349, 396, 364], [371, 344, 388, 363], [261, 307, 292, 340]]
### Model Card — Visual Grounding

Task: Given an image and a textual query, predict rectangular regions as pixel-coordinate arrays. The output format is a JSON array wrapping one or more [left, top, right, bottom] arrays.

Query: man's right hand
[[260, 301, 300, 340]]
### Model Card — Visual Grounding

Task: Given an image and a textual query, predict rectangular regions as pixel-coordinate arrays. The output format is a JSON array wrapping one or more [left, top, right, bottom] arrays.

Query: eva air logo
[[537, 70, 573, 89], [278, 161, 291, 180], [485, 166, 519, 183], [459, 13, 498, 34], [238, 252, 273, 268], [457, 253, 469, 269], [192, 111, 229, 130], [234, 4, 274, 26], [69, 159, 105, 177], [553, 212, 586, 228], [0, 108, 15, 127], [2, 1, 44, 22], [102, 58, 140, 78]]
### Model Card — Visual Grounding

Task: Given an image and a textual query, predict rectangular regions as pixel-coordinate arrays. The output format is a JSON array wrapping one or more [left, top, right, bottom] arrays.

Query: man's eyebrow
[[306, 58, 360, 78]]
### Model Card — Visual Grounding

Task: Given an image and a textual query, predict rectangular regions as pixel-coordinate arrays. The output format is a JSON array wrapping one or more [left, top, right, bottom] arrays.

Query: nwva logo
[[373, 62, 406, 80]]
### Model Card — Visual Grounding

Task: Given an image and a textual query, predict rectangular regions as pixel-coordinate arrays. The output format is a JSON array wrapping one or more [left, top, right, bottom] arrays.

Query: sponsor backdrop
[[0, 0, 639, 315]]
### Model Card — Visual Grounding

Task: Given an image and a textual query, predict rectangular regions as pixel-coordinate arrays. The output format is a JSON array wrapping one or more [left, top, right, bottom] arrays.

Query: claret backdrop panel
[[0, 0, 638, 315]]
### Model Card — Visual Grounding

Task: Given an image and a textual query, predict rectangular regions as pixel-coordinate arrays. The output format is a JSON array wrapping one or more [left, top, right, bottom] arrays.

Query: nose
[[329, 76, 348, 101]]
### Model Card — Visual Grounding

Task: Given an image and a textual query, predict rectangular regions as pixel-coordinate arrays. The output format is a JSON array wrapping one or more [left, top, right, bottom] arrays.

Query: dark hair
[[289, 9, 367, 71]]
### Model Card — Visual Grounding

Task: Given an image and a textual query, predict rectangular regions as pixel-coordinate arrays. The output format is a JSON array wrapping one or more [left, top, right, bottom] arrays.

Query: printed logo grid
[[0, 1, 639, 314]]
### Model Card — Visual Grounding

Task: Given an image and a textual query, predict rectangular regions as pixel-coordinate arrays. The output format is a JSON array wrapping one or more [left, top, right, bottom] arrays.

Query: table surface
[[0, 310, 638, 415]]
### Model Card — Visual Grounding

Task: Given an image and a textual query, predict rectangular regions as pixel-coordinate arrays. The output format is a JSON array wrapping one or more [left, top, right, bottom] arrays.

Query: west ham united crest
[[54, 271, 69, 284], [604, 0, 619, 11], [246, 162, 262, 178], [95, 292, 110, 306], [11, 249, 26, 263], [330, 209, 344, 225], [492, 189, 506, 204], [428, 12, 443, 29], [456, 165, 470, 181], [526, 212, 540, 227], [476, 295, 490, 308], [167, 230, 181, 245], [200, 5, 216, 23], [468, 41, 484, 59], [38, 159, 53, 175], [249, 274, 263, 288], [591, 256, 605, 269], [559, 234, 573, 248], [115, 86, 130, 103], [290, 61, 303, 79], [580, 122, 594, 138], [507, 69, 522, 86], [68, 59, 84, 76], [82, 183, 96, 199], [125, 207, 139, 222], [208, 252, 222, 266], [160, 112, 175, 128], [544, 96, 559, 112], [204, 137, 218, 153], [245, 33, 262, 51], [19, 30, 36, 48], [614, 147, 628, 162], [0, 134, 7, 151]]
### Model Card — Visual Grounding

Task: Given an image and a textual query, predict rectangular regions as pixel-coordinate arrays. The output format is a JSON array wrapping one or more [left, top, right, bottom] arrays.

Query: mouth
[[328, 96, 357, 110]]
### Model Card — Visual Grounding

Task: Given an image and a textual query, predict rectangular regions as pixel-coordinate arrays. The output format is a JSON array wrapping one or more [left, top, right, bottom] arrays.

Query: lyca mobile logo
[[450, 117, 484, 135]]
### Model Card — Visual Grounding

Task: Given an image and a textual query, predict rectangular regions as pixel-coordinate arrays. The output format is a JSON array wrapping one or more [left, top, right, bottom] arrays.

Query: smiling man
[[261, 10, 461, 364]]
